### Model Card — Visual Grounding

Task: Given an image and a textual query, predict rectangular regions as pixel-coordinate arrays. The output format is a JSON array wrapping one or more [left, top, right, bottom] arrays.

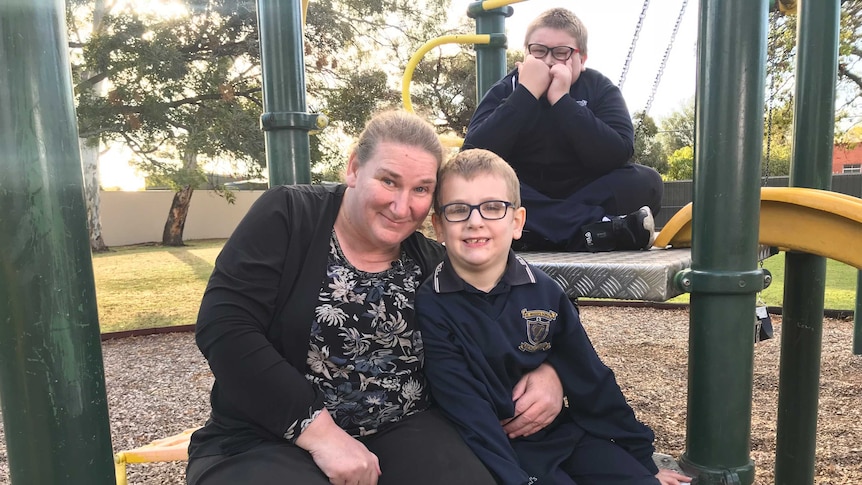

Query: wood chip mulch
[[0, 306, 859, 484]]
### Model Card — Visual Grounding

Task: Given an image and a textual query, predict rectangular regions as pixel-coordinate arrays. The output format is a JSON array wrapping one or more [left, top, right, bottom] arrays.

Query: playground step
[[114, 428, 686, 483]]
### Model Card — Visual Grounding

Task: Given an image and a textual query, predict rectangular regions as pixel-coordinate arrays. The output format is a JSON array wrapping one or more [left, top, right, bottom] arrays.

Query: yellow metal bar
[[401, 34, 490, 113], [480, 0, 526, 11], [654, 187, 862, 269], [113, 427, 199, 485]]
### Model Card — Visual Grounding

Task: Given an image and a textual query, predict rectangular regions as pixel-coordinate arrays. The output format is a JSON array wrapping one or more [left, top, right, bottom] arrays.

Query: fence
[[97, 174, 862, 246], [656, 173, 862, 229]]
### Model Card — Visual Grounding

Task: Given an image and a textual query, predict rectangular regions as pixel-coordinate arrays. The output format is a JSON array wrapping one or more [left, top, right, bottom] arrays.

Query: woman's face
[[343, 141, 438, 249]]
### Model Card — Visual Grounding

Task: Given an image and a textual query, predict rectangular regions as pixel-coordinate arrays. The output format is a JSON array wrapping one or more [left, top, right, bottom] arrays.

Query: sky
[[453, 0, 699, 119]]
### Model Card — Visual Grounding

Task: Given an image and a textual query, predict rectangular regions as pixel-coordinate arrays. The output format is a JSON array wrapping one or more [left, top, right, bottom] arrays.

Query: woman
[[187, 110, 564, 485]]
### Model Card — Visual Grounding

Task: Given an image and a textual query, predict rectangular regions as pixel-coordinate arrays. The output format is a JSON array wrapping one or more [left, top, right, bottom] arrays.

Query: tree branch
[[839, 63, 862, 92]]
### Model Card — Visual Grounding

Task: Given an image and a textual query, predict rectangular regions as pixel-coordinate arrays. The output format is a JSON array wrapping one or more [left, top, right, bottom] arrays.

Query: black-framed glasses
[[439, 200, 514, 222], [527, 43, 579, 61]]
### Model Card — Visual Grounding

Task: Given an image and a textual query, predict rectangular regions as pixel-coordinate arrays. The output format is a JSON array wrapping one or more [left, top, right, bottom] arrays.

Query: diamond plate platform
[[518, 246, 776, 302]]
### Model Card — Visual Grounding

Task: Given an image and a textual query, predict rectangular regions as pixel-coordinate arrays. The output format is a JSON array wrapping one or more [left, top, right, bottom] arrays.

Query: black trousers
[[185, 408, 495, 485], [518, 163, 663, 251]]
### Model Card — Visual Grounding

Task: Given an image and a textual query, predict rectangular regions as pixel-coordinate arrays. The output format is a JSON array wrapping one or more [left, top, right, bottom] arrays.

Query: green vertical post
[[0, 0, 115, 484], [467, 2, 512, 100], [676, 1, 768, 484], [257, 0, 317, 186], [775, 2, 840, 483], [854, 271, 862, 355]]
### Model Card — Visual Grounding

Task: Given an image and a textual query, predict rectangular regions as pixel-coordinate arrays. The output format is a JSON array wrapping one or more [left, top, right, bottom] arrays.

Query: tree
[[632, 111, 667, 173], [68, 0, 115, 252], [72, 0, 264, 246], [666, 146, 694, 181], [71, 0, 471, 245], [658, 97, 695, 160]]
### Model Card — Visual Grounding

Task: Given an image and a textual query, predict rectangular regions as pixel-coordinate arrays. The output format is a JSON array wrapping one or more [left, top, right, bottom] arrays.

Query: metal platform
[[518, 246, 777, 302]]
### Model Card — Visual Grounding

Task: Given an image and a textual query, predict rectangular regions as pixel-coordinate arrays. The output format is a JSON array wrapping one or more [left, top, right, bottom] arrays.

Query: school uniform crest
[[518, 309, 557, 352]]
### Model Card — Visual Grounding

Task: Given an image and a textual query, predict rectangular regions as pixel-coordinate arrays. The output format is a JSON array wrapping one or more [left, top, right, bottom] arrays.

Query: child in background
[[462, 8, 662, 252], [416, 149, 690, 485]]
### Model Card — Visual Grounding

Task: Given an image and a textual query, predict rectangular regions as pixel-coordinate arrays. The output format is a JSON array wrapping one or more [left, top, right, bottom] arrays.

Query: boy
[[416, 149, 690, 485], [461, 8, 662, 252]]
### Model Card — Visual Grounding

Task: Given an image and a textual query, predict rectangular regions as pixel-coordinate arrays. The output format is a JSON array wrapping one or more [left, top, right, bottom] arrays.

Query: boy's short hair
[[524, 8, 588, 57], [434, 149, 521, 213]]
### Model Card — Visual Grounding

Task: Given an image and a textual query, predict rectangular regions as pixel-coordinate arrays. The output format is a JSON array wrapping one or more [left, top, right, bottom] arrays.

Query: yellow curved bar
[[653, 187, 862, 269], [402, 34, 491, 113], [480, 0, 527, 10], [302, 0, 309, 24]]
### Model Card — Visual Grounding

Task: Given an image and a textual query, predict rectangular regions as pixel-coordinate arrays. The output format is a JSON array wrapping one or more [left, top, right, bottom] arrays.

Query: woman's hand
[[296, 409, 381, 485], [501, 362, 563, 438]]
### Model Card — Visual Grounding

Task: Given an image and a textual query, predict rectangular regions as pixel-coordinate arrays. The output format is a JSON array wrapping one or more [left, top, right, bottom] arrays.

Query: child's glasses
[[439, 201, 514, 222], [527, 43, 579, 61]]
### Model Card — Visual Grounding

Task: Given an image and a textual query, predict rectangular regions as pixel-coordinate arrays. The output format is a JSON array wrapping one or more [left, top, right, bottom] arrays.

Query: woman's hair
[[434, 149, 521, 213], [524, 8, 588, 57], [352, 110, 444, 168]]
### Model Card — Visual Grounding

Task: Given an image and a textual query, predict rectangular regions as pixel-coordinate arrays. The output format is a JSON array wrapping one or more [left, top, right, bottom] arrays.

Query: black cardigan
[[190, 183, 445, 457]]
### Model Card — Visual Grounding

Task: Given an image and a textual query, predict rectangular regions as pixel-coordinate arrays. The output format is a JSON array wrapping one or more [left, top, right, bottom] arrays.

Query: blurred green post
[[467, 2, 512, 100], [0, 0, 115, 483], [775, 1, 841, 482], [257, 0, 320, 186], [677, 1, 768, 483]]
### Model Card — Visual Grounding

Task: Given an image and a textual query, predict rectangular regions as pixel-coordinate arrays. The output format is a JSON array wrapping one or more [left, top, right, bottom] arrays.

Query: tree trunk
[[81, 140, 109, 252], [162, 185, 194, 246], [80, 0, 110, 252]]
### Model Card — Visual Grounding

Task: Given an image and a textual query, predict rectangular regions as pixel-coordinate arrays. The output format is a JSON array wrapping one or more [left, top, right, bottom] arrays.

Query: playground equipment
[[656, 187, 862, 270], [0, 1, 855, 484]]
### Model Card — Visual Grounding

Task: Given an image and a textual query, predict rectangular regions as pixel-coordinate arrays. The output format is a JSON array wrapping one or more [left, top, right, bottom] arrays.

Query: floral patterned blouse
[[301, 231, 432, 438]]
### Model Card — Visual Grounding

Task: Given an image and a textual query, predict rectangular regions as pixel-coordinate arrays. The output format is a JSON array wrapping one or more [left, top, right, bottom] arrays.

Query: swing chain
[[641, 0, 688, 118], [633, 0, 688, 144], [618, 0, 650, 90]]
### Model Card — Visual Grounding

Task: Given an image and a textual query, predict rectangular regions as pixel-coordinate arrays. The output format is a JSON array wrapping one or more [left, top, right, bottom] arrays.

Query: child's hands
[[655, 468, 693, 485], [547, 60, 574, 105], [516, 55, 552, 100]]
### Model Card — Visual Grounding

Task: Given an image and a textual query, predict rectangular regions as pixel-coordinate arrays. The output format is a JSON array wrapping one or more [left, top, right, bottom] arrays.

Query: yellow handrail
[[479, 0, 527, 10], [401, 34, 491, 113]]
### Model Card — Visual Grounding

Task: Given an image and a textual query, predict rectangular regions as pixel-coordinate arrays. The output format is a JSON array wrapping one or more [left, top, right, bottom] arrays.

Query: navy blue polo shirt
[[416, 251, 657, 484]]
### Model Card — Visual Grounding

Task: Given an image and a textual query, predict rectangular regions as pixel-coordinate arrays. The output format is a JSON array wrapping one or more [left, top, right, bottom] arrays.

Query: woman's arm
[[196, 189, 324, 439], [502, 362, 563, 438]]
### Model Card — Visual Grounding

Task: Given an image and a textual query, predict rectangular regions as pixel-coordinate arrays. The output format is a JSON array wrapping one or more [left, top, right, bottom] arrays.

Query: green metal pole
[[677, 1, 769, 484], [467, 2, 512, 100], [854, 271, 861, 355], [257, 0, 318, 186], [775, 2, 840, 483], [0, 1, 115, 483]]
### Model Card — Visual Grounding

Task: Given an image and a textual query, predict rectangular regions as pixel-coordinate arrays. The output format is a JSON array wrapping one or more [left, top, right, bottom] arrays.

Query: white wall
[[99, 190, 266, 246]]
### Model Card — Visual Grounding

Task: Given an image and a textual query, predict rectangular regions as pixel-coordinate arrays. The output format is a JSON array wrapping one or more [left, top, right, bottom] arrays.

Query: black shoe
[[581, 206, 656, 252]]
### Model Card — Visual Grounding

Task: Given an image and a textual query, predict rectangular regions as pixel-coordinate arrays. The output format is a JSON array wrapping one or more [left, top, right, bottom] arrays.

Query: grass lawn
[[667, 251, 859, 310], [92, 242, 858, 333], [93, 239, 225, 333]]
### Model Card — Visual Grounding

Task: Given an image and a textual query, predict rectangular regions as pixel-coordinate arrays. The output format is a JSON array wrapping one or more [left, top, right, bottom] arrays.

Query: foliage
[[69, 0, 265, 191], [632, 111, 667, 173], [658, 98, 695, 159], [666, 146, 693, 181], [69, 0, 466, 190]]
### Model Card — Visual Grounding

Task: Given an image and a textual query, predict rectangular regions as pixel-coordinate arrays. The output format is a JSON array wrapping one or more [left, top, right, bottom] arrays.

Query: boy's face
[[432, 173, 526, 278], [526, 27, 586, 84]]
